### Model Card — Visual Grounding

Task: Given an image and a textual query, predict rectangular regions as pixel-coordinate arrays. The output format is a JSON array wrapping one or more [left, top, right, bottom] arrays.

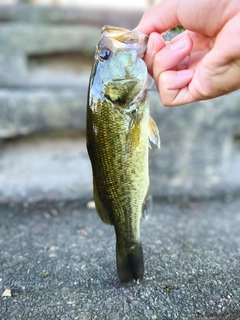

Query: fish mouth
[[101, 25, 148, 58], [102, 26, 146, 43]]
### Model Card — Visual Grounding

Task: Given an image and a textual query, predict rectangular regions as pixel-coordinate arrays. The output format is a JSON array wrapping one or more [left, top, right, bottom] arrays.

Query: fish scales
[[86, 25, 160, 282], [88, 98, 149, 233]]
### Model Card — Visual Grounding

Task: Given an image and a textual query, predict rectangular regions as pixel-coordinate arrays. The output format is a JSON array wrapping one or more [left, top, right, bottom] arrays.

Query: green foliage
[[171, 25, 185, 32]]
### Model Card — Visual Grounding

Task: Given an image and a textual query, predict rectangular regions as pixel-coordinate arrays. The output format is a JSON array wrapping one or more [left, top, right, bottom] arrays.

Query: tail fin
[[116, 242, 144, 282]]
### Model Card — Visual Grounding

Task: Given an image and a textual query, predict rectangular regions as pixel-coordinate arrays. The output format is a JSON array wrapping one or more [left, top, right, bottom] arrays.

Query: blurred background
[[0, 0, 239, 203], [2, 0, 156, 8]]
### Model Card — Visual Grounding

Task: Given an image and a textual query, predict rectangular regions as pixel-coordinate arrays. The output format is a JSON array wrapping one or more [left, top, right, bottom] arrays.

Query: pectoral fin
[[126, 116, 142, 152], [148, 116, 160, 148], [93, 179, 113, 225]]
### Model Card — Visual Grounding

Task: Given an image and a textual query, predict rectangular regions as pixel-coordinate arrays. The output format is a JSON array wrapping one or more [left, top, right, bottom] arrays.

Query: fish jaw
[[101, 25, 149, 58]]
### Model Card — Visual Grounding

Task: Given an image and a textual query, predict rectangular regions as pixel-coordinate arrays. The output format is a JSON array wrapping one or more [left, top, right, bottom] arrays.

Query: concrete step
[[0, 131, 91, 202], [0, 5, 240, 202]]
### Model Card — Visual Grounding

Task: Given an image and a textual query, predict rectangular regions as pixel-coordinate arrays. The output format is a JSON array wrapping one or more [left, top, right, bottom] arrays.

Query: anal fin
[[142, 191, 152, 219]]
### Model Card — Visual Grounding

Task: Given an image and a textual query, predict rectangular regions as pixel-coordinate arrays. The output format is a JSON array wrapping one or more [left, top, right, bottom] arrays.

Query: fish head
[[90, 26, 149, 107]]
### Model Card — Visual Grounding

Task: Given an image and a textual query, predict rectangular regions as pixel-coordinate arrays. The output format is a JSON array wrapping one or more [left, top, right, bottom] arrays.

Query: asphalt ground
[[0, 197, 240, 320]]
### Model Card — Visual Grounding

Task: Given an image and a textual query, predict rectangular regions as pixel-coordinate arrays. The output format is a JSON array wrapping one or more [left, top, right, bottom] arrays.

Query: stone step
[[0, 5, 240, 201], [1, 91, 240, 202]]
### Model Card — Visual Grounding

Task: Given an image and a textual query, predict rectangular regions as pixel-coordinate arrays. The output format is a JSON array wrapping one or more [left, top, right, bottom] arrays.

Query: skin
[[137, 0, 240, 106]]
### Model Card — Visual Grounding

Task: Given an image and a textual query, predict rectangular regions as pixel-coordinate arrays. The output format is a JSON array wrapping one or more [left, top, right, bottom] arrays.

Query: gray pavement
[[0, 197, 240, 319]]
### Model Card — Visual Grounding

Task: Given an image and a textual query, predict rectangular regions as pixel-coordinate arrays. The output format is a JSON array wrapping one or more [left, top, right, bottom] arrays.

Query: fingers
[[159, 70, 194, 106], [151, 35, 194, 106], [143, 32, 191, 75], [137, 0, 181, 34], [144, 32, 166, 76], [137, 0, 222, 37], [152, 36, 192, 78]]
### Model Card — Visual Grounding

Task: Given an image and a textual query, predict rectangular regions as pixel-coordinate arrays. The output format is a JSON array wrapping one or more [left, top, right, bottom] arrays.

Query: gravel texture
[[0, 198, 239, 319]]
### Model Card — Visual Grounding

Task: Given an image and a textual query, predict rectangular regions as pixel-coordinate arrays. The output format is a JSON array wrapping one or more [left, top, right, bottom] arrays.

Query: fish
[[86, 25, 160, 282]]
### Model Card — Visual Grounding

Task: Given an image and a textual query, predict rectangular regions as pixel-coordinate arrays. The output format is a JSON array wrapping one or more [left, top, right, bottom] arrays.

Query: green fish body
[[86, 26, 160, 282]]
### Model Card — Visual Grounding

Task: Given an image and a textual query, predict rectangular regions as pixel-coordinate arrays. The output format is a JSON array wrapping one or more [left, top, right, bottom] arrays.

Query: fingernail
[[170, 36, 189, 51]]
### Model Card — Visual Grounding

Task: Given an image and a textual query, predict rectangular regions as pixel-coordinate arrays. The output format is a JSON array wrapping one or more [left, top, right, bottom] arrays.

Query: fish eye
[[99, 49, 112, 61]]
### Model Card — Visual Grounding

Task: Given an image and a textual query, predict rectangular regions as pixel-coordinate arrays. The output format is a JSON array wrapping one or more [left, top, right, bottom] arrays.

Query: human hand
[[137, 0, 240, 106]]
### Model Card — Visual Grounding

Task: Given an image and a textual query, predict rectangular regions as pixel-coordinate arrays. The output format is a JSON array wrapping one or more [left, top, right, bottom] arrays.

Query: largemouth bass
[[86, 25, 160, 282]]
